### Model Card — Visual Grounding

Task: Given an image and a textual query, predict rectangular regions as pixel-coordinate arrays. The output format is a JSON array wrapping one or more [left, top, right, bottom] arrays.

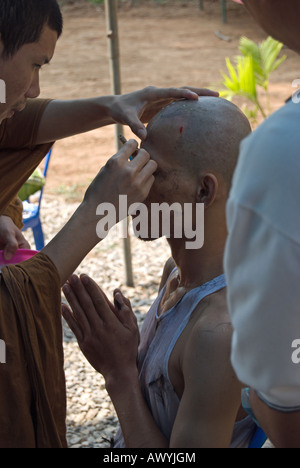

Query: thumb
[[15, 230, 31, 250], [3, 237, 18, 261]]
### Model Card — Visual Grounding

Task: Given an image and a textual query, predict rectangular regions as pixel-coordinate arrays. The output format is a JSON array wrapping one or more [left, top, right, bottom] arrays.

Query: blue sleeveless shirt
[[113, 270, 255, 448]]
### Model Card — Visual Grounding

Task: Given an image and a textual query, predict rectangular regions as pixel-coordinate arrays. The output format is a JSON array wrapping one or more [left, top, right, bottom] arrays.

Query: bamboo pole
[[105, 0, 134, 287]]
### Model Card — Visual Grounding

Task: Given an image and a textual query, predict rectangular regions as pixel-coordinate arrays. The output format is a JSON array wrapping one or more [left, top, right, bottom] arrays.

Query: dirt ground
[[40, 0, 300, 201]]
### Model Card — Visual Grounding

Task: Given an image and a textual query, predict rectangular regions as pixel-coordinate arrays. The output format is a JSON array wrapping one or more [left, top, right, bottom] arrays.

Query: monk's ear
[[196, 173, 218, 208]]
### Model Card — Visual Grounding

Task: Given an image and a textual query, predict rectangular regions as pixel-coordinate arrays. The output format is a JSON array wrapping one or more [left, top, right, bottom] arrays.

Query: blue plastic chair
[[22, 147, 53, 250]]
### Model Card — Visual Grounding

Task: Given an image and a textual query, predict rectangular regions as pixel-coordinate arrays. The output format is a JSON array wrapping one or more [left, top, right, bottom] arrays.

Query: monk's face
[[243, 0, 300, 54], [0, 25, 57, 124]]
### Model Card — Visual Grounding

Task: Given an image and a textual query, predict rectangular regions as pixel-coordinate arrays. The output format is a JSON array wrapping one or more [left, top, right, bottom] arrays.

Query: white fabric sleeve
[[224, 100, 300, 411], [225, 200, 300, 410]]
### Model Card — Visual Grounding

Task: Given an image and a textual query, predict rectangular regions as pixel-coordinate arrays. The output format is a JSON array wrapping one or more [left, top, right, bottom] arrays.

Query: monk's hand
[[83, 138, 157, 221], [62, 274, 139, 380], [42, 140, 157, 286], [107, 85, 219, 141], [0, 215, 30, 260]]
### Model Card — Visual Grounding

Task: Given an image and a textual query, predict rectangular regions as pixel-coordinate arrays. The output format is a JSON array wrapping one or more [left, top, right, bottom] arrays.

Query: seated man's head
[[130, 97, 251, 248]]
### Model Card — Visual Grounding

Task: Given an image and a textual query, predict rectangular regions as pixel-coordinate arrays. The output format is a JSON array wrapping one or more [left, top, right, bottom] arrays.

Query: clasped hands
[[62, 274, 140, 383]]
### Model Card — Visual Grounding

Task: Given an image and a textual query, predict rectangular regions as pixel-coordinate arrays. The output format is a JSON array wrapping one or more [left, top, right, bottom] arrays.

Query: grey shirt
[[225, 98, 300, 411]]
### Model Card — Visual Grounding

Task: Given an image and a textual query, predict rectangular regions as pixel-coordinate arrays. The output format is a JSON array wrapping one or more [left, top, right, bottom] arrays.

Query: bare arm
[[250, 390, 300, 448], [36, 86, 218, 143], [170, 318, 242, 448], [42, 140, 157, 285]]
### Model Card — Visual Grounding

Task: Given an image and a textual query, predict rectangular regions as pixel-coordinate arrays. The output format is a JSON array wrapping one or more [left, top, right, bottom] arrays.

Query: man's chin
[[135, 235, 158, 243], [134, 231, 165, 243]]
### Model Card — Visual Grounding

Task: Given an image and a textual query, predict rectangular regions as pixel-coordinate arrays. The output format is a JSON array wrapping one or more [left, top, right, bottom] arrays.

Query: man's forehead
[[24, 25, 57, 60]]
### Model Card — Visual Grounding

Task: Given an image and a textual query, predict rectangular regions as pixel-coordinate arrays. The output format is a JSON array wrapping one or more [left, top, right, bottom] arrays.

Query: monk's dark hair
[[0, 0, 63, 58]]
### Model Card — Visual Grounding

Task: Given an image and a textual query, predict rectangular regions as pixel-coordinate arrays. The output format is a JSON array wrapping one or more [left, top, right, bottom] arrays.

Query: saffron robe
[[0, 99, 67, 447]]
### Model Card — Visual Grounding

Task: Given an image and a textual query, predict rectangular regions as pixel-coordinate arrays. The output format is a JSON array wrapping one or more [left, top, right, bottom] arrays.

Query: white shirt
[[224, 99, 300, 411]]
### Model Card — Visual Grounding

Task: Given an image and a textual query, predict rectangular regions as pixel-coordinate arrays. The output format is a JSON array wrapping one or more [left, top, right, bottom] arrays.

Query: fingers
[[115, 139, 139, 163], [0, 215, 31, 260], [62, 275, 92, 333], [3, 236, 18, 261], [15, 230, 31, 250], [108, 146, 156, 203], [181, 86, 219, 97], [61, 302, 84, 342], [143, 85, 218, 102], [127, 87, 201, 139], [129, 150, 157, 202], [149, 86, 200, 101], [113, 289, 137, 328], [80, 274, 116, 314], [4, 232, 30, 260], [62, 274, 136, 335], [79, 275, 122, 325], [127, 86, 219, 140], [63, 274, 117, 327]]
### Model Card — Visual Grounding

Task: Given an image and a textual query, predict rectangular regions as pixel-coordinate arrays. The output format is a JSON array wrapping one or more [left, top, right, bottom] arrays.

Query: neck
[[167, 234, 226, 290]]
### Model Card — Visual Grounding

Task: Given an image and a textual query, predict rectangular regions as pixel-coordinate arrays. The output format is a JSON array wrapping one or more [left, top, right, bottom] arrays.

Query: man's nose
[[25, 73, 40, 99]]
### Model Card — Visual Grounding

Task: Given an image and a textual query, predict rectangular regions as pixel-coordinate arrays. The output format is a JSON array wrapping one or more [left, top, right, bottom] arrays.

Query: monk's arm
[[42, 141, 156, 285], [35, 87, 216, 144]]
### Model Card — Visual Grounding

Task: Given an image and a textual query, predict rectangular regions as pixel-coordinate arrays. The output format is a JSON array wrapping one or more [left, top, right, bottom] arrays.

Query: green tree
[[220, 36, 286, 121]]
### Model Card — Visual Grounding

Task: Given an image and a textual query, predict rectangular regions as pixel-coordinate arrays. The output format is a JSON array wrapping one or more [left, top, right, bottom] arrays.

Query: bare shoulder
[[170, 288, 237, 399], [187, 288, 233, 353], [181, 287, 241, 394], [195, 287, 232, 333], [171, 288, 245, 448]]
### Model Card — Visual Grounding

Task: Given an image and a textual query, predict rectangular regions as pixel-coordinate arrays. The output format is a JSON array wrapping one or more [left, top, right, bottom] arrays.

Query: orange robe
[[0, 99, 67, 447]]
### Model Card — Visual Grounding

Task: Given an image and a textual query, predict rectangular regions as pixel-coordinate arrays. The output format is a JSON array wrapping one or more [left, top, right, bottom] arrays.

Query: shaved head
[[143, 97, 251, 191]]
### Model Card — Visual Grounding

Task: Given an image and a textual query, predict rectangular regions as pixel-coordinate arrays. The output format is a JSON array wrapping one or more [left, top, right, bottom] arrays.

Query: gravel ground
[[24, 194, 273, 449], [26, 194, 170, 448]]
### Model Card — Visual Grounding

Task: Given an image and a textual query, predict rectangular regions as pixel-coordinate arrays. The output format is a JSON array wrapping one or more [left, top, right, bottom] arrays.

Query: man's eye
[[34, 64, 42, 70]]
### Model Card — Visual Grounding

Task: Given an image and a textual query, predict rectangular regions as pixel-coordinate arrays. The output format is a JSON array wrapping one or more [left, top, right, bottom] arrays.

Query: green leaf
[[239, 35, 286, 91], [221, 55, 257, 101]]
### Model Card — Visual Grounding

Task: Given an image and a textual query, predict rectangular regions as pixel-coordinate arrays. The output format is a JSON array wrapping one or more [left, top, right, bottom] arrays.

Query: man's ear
[[196, 173, 218, 208]]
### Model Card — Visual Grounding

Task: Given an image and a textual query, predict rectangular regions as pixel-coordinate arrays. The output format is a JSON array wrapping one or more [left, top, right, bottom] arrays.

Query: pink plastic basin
[[0, 249, 38, 270]]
